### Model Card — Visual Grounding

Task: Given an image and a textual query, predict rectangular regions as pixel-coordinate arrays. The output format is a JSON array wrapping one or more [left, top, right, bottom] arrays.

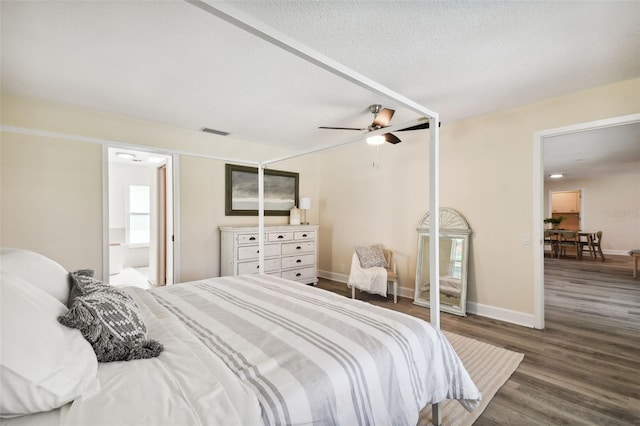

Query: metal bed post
[[258, 163, 265, 275]]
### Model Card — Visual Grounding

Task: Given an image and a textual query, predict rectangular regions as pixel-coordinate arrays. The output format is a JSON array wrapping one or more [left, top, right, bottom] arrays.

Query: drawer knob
[[296, 246, 301, 250], [296, 259, 302, 263], [296, 273, 301, 277], [249, 236, 256, 241], [277, 235, 284, 239], [302, 233, 308, 237]]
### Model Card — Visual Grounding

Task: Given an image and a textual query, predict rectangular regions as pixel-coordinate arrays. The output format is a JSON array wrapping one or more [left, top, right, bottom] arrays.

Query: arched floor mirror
[[414, 208, 471, 316]]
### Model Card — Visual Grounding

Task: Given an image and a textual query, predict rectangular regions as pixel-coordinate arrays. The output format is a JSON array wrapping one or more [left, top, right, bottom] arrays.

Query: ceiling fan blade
[[318, 126, 364, 131], [384, 133, 402, 144], [396, 121, 441, 131], [373, 108, 395, 128]]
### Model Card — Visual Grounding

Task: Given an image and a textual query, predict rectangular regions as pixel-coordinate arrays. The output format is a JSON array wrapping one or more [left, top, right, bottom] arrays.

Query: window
[[129, 185, 150, 245], [448, 238, 463, 279]]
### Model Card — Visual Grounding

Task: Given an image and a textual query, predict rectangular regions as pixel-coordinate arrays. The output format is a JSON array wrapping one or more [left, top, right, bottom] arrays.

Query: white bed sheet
[[3, 274, 479, 426], [8, 285, 262, 426]]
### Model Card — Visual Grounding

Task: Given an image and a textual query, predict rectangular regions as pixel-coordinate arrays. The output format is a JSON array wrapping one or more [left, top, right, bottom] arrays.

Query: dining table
[[545, 229, 594, 259]]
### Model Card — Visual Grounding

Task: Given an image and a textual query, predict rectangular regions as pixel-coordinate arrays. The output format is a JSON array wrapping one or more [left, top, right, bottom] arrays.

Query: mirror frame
[[414, 208, 471, 316]]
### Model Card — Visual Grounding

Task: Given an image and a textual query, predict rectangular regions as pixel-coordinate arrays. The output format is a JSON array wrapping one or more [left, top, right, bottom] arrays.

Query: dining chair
[[543, 230, 558, 258], [590, 231, 605, 262], [578, 233, 594, 259], [558, 231, 581, 260]]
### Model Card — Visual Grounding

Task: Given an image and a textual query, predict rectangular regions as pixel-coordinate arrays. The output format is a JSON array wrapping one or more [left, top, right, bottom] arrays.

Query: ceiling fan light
[[366, 135, 385, 145]]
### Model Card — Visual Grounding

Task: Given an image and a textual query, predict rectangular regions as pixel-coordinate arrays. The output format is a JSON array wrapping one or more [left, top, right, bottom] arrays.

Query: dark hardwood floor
[[317, 254, 640, 425]]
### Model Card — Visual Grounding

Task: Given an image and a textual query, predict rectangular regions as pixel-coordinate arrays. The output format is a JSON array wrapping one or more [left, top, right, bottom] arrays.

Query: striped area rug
[[419, 331, 524, 426]]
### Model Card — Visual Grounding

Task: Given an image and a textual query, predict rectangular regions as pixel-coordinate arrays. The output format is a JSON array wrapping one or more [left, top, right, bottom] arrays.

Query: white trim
[[533, 113, 640, 330], [0, 125, 260, 167], [101, 145, 110, 281], [171, 154, 181, 284], [467, 301, 535, 328], [317, 270, 414, 300], [318, 268, 536, 325], [318, 269, 348, 283]]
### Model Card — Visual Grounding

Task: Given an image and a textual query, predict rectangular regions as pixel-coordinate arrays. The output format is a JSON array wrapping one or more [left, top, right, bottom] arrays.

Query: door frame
[[102, 145, 180, 284], [533, 113, 640, 329]]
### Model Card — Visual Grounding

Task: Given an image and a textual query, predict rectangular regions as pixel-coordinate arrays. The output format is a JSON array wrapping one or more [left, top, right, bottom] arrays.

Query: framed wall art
[[225, 164, 299, 216]]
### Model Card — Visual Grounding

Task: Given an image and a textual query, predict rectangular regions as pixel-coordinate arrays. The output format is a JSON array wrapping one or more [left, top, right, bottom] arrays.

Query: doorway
[[105, 147, 175, 287], [533, 113, 640, 329]]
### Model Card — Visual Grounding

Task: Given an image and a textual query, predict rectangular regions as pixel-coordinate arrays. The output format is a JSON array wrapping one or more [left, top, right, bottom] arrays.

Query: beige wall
[[545, 173, 640, 253], [317, 78, 639, 320], [0, 94, 320, 281], [2, 78, 638, 324], [178, 154, 319, 282], [0, 132, 103, 275]]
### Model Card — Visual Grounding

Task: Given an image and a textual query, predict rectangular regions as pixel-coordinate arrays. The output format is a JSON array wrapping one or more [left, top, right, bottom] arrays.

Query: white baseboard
[[466, 301, 535, 328], [318, 269, 348, 283], [318, 269, 415, 298], [603, 249, 633, 256], [318, 269, 535, 328]]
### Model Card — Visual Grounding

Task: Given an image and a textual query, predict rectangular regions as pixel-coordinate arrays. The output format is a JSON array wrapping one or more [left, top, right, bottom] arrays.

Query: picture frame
[[225, 164, 299, 216]]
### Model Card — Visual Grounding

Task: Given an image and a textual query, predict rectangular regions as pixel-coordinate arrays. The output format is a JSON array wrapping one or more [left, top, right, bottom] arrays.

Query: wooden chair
[[348, 247, 398, 303], [381, 248, 398, 303], [578, 233, 594, 259], [543, 230, 558, 258], [590, 231, 605, 262], [558, 231, 581, 259]]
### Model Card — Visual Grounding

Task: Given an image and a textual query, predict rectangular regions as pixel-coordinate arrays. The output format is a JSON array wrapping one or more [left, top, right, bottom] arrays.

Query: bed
[[1, 248, 480, 425]]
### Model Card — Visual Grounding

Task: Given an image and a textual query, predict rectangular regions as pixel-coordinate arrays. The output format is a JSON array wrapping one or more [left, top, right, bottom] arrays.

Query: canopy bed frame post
[[183, 3, 444, 423], [429, 118, 440, 425], [258, 163, 265, 275], [429, 117, 440, 328]]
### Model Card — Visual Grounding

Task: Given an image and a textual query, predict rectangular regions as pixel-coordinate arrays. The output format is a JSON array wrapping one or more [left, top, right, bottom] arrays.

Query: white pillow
[[0, 248, 70, 305], [0, 272, 99, 418]]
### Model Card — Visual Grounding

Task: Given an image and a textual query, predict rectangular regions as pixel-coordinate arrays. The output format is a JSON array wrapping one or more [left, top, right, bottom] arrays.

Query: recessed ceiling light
[[550, 173, 563, 179], [115, 152, 136, 160]]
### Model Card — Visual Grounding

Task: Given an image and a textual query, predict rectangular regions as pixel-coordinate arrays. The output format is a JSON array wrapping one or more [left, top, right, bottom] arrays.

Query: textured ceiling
[[1, 0, 639, 170]]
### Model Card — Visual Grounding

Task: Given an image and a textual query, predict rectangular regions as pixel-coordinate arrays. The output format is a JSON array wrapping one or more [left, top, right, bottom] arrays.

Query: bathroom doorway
[[106, 147, 174, 288]]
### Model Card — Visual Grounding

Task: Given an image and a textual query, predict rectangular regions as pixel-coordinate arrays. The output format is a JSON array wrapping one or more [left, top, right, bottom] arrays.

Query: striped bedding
[[50, 274, 479, 425]]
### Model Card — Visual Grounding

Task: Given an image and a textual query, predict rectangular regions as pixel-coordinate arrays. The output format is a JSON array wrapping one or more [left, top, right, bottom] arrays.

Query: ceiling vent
[[201, 127, 230, 136]]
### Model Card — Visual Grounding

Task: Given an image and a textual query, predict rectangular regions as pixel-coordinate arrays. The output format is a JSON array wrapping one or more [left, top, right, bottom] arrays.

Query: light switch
[[522, 234, 531, 245]]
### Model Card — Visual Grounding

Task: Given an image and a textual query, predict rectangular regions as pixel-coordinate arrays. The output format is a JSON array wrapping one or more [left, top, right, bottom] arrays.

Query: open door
[[106, 148, 174, 287]]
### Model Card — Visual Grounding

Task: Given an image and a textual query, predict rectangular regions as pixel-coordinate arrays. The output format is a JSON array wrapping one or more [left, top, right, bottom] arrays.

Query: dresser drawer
[[267, 232, 293, 242], [237, 233, 261, 244], [281, 253, 315, 270], [237, 258, 280, 274], [281, 241, 314, 255], [237, 244, 280, 261], [282, 266, 316, 282], [294, 230, 315, 241]]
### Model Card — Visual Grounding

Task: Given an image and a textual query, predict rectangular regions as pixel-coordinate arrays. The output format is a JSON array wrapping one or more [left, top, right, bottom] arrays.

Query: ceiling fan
[[318, 104, 433, 145]]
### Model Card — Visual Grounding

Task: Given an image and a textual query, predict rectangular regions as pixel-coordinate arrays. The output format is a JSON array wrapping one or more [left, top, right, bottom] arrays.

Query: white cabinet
[[220, 225, 319, 285]]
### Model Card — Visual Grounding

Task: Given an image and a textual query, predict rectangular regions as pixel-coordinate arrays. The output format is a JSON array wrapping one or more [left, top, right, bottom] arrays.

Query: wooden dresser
[[219, 224, 319, 285]]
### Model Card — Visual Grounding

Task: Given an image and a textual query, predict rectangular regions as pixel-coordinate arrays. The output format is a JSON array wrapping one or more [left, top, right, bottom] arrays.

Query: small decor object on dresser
[[289, 206, 301, 225], [220, 224, 319, 285]]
